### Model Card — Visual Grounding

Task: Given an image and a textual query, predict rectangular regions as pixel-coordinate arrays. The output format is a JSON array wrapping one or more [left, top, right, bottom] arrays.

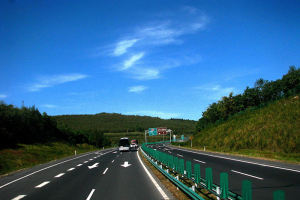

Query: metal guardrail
[[141, 144, 205, 200], [141, 142, 286, 200]]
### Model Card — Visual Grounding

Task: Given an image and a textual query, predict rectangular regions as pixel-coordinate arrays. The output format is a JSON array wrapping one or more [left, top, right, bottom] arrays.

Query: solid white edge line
[[35, 181, 50, 188], [103, 168, 108, 174], [86, 189, 95, 200], [11, 195, 26, 200], [231, 170, 264, 180], [169, 146, 300, 173], [0, 148, 118, 189], [137, 150, 169, 200]]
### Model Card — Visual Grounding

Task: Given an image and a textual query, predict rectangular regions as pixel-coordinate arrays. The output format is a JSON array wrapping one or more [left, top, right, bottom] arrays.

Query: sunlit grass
[[192, 95, 300, 163], [0, 141, 100, 176]]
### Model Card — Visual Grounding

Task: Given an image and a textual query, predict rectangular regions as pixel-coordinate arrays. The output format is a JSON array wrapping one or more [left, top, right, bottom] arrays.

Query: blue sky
[[1, 1, 299, 120]]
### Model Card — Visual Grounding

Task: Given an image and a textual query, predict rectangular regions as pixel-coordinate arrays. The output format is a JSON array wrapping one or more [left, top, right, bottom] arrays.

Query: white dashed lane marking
[[54, 173, 65, 178], [231, 170, 264, 180], [35, 181, 50, 188], [11, 195, 26, 200], [194, 159, 206, 164]]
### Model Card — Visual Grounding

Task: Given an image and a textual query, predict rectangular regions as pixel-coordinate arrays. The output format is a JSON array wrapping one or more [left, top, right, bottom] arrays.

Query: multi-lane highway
[[0, 148, 174, 200], [148, 143, 300, 200], [2, 144, 299, 200]]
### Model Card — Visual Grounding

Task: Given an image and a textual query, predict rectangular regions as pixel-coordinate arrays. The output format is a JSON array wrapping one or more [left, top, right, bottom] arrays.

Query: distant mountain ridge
[[53, 112, 196, 135]]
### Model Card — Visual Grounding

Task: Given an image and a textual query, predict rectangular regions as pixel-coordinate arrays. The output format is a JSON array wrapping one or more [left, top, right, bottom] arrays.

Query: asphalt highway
[[149, 143, 300, 200], [0, 148, 173, 200]]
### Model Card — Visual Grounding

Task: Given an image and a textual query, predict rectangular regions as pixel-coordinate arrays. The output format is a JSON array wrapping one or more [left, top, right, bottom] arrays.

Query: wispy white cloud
[[0, 94, 7, 98], [132, 68, 160, 80], [195, 84, 237, 100], [28, 73, 88, 92], [123, 52, 145, 70], [114, 39, 139, 56], [107, 6, 209, 80], [135, 8, 209, 45], [128, 85, 148, 93], [125, 110, 181, 119], [137, 22, 183, 45], [40, 104, 58, 108]]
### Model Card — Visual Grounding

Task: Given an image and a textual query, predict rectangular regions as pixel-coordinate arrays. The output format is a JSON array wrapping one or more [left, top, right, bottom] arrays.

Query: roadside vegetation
[[192, 94, 300, 163], [189, 66, 300, 163], [0, 142, 98, 176], [196, 65, 300, 133], [0, 102, 111, 176]]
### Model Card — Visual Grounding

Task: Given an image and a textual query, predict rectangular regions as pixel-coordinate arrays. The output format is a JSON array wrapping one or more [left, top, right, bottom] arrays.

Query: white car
[[130, 143, 137, 148]]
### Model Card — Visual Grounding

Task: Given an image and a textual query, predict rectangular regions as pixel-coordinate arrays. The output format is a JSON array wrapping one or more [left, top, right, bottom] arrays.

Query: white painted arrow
[[88, 163, 99, 169], [121, 161, 131, 168]]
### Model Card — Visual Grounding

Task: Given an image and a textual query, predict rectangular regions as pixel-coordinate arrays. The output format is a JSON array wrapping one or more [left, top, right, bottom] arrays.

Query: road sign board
[[149, 128, 157, 136], [157, 127, 167, 135]]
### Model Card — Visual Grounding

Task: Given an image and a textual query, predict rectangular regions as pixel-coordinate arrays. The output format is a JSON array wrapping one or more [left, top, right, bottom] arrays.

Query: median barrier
[[141, 142, 286, 200]]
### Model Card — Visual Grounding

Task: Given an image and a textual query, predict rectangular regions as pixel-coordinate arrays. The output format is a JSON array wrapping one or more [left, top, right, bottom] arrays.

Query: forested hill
[[53, 113, 196, 135]]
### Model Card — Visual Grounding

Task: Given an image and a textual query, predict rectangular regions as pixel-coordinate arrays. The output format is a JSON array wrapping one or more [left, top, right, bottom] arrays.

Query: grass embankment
[[0, 141, 100, 176], [193, 95, 300, 163]]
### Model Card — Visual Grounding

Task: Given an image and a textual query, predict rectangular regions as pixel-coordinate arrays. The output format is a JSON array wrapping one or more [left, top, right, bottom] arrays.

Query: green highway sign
[[149, 128, 157, 136]]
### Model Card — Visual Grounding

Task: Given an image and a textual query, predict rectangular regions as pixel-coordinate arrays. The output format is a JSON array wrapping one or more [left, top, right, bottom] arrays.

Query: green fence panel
[[158, 151, 162, 162], [161, 152, 165, 164], [163, 153, 168, 165], [242, 180, 252, 200], [169, 155, 174, 169], [194, 164, 201, 184], [154, 150, 158, 160], [174, 157, 179, 171], [273, 190, 285, 200], [186, 161, 192, 179], [220, 172, 229, 199], [205, 167, 213, 190], [179, 159, 185, 175]]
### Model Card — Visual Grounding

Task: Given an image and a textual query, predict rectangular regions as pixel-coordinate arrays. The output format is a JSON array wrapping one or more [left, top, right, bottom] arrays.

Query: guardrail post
[[273, 190, 285, 200], [220, 172, 229, 199], [206, 167, 213, 190], [194, 164, 201, 185], [216, 186, 220, 200], [179, 159, 185, 175], [186, 161, 192, 179], [242, 180, 252, 200]]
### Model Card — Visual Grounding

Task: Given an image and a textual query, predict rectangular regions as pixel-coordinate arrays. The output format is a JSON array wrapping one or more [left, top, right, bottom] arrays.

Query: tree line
[[196, 66, 300, 132], [53, 113, 196, 135], [0, 102, 111, 149]]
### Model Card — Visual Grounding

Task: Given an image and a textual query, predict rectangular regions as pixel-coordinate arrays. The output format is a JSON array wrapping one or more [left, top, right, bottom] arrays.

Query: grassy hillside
[[193, 95, 300, 162], [0, 142, 100, 176], [53, 113, 196, 135]]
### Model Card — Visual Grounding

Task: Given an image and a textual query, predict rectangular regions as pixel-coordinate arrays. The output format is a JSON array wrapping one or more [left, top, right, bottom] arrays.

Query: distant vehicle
[[118, 138, 130, 152], [131, 139, 138, 145], [130, 143, 138, 148]]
